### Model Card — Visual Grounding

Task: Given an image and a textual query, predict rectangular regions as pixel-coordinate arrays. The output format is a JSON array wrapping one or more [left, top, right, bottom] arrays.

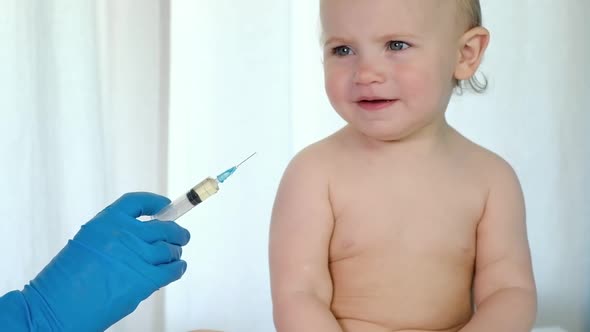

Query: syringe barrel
[[152, 177, 219, 221], [152, 195, 193, 221]]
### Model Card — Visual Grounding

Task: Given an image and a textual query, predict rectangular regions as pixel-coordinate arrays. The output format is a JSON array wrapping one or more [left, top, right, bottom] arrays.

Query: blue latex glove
[[0, 192, 190, 331]]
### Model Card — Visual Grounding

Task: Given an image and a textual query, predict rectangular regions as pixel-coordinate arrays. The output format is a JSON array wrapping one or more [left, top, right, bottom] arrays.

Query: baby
[[269, 1, 536, 331]]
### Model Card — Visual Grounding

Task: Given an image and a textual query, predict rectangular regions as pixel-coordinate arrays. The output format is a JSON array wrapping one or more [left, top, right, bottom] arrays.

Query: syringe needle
[[236, 152, 256, 168], [216, 152, 257, 183], [150, 152, 257, 222]]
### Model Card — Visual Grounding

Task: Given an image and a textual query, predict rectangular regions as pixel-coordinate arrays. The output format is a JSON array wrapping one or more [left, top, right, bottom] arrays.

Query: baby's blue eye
[[332, 46, 353, 56], [388, 41, 410, 51]]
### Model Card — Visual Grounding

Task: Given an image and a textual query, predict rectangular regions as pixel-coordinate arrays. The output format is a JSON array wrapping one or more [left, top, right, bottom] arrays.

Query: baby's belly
[[329, 250, 474, 332], [337, 319, 465, 332]]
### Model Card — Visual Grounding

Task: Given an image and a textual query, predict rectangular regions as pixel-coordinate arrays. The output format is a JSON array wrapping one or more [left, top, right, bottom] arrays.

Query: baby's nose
[[353, 58, 387, 85]]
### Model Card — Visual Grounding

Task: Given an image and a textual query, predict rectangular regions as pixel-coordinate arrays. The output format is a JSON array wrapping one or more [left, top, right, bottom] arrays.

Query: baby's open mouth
[[357, 99, 398, 111]]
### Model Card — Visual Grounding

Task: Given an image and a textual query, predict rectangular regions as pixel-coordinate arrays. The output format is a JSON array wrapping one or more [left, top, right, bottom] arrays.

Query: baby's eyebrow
[[375, 33, 419, 42], [322, 36, 353, 47]]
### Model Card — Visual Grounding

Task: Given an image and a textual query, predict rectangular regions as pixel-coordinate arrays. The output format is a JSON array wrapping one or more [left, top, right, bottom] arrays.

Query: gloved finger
[[133, 220, 191, 246], [107, 192, 171, 218], [152, 260, 188, 287], [121, 234, 183, 265]]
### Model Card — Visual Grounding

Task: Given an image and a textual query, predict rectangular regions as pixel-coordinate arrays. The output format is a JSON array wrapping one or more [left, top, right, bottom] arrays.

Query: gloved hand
[[0, 192, 190, 331]]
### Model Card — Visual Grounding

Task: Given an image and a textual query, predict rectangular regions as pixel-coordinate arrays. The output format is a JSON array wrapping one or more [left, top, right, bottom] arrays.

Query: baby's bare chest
[[326, 164, 486, 329], [328, 163, 486, 263]]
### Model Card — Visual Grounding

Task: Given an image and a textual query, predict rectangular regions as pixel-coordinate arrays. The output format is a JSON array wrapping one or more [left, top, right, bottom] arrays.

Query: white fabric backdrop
[[1, 1, 588, 331], [164, 1, 289, 330], [0, 0, 169, 331]]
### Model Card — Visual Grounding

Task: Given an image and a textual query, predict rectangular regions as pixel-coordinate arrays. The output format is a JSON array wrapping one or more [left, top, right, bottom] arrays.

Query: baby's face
[[321, 0, 465, 141]]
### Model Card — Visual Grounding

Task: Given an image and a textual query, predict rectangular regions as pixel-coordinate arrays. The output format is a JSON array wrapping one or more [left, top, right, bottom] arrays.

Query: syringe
[[150, 153, 256, 221]]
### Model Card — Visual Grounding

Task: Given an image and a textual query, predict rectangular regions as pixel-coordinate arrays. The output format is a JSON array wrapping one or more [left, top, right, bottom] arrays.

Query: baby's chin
[[351, 123, 418, 143], [342, 108, 449, 145]]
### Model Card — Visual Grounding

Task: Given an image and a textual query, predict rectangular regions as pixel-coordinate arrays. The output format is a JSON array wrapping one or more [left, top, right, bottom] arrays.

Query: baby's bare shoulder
[[289, 129, 347, 170], [452, 132, 518, 183]]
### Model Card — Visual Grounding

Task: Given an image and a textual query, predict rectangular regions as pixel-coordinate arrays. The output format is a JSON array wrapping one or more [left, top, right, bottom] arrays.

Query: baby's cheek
[[398, 64, 446, 108], [397, 64, 431, 94], [324, 68, 348, 103]]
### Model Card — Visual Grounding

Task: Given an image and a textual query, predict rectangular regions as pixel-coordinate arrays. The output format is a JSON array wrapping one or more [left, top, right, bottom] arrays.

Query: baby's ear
[[454, 27, 490, 81]]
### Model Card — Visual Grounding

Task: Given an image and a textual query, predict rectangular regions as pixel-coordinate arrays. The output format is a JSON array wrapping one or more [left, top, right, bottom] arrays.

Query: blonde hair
[[459, 0, 482, 29], [456, 0, 487, 94]]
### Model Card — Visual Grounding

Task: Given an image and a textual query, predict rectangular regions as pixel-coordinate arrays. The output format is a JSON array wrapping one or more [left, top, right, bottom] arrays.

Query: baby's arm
[[269, 148, 343, 332], [460, 159, 536, 332]]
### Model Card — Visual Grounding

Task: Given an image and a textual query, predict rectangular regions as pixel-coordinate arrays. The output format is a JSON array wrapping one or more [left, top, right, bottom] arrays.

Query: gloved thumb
[[108, 192, 171, 218]]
